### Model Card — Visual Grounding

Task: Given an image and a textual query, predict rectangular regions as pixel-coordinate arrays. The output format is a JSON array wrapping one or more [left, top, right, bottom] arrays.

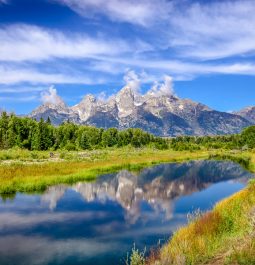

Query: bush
[[64, 142, 76, 151], [241, 126, 255, 148], [126, 245, 146, 265]]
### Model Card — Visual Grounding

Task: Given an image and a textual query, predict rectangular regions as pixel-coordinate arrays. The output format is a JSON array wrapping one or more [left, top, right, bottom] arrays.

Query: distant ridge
[[234, 106, 255, 124], [30, 86, 253, 136]]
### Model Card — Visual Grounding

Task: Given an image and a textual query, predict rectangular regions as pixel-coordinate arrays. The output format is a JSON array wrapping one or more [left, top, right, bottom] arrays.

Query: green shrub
[[64, 142, 76, 151], [126, 245, 146, 265]]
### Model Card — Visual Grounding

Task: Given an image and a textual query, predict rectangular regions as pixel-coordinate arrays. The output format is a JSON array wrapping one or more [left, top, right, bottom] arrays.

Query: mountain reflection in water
[[0, 160, 253, 265]]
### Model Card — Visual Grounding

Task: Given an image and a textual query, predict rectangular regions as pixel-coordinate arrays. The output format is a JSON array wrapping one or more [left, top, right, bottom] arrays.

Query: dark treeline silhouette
[[0, 112, 167, 150], [0, 112, 254, 151]]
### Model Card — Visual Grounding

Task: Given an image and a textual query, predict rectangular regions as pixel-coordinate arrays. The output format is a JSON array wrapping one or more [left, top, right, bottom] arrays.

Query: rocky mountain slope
[[234, 106, 255, 124], [30, 86, 253, 136]]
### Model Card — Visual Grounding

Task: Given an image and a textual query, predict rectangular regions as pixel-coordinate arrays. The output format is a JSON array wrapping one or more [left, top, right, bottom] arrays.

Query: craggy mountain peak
[[234, 106, 255, 123], [115, 86, 138, 118], [30, 87, 254, 136]]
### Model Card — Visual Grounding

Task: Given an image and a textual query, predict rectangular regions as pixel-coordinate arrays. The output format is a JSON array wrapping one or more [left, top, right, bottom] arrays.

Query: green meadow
[[0, 147, 212, 194]]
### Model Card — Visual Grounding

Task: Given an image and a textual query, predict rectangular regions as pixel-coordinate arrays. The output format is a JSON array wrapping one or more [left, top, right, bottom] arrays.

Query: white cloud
[[55, 0, 255, 60], [40, 86, 65, 106], [0, 86, 45, 93], [89, 61, 126, 74], [165, 0, 255, 60], [148, 75, 175, 97], [1, 1, 255, 89], [123, 69, 141, 92], [121, 70, 176, 97], [6, 57, 254, 86], [0, 66, 104, 85], [0, 24, 142, 62], [97, 57, 255, 79], [54, 0, 172, 26], [53, 0, 255, 58]]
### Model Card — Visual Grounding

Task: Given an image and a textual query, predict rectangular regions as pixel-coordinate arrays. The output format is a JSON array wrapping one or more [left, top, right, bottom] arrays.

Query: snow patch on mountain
[[30, 75, 253, 136]]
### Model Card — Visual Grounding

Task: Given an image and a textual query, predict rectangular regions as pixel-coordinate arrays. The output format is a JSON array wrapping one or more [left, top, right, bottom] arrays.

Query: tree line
[[0, 112, 167, 150], [0, 112, 254, 151], [169, 126, 255, 151]]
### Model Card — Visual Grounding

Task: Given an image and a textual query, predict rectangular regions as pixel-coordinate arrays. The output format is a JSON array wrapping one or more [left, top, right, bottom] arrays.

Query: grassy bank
[[0, 147, 212, 194], [145, 151, 255, 265], [1, 147, 255, 264]]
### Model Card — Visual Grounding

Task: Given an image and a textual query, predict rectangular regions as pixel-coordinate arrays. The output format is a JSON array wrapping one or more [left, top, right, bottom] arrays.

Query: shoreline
[[143, 151, 255, 265], [0, 148, 212, 195], [1, 147, 255, 264], [0, 147, 253, 196]]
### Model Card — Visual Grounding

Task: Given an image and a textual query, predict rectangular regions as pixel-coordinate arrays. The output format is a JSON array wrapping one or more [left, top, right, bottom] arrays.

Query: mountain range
[[30, 86, 255, 136]]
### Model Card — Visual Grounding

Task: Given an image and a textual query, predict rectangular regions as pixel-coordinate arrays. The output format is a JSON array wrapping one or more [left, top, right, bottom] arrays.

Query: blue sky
[[0, 0, 254, 114]]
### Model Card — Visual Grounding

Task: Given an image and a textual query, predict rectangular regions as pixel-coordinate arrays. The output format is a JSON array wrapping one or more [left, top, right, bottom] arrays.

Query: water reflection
[[42, 160, 252, 223], [0, 160, 253, 265]]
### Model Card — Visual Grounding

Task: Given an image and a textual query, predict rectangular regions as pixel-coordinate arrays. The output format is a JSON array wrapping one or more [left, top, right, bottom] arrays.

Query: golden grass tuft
[[154, 182, 255, 265]]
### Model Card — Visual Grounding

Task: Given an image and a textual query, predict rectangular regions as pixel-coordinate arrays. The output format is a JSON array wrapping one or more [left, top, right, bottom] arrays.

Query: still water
[[0, 160, 253, 265]]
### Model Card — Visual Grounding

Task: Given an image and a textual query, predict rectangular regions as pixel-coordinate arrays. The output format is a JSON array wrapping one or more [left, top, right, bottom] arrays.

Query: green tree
[[0, 112, 9, 149], [241, 126, 255, 148], [102, 128, 118, 147], [7, 115, 18, 148]]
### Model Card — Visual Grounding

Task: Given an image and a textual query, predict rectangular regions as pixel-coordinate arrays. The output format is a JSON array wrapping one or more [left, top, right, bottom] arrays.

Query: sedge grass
[[148, 151, 255, 265], [0, 147, 211, 195]]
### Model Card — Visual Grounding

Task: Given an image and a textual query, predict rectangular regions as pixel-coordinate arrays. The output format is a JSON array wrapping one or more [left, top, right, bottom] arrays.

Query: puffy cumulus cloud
[[148, 75, 176, 97], [54, 0, 172, 26], [40, 86, 66, 106], [122, 70, 176, 97], [123, 69, 141, 92]]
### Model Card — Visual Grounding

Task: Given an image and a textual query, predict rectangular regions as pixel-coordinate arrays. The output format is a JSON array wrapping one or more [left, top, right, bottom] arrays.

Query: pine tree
[[46, 116, 51, 124], [0, 112, 9, 149]]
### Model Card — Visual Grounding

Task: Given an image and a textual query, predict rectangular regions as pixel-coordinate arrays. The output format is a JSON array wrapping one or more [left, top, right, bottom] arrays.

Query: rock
[[29, 86, 253, 136]]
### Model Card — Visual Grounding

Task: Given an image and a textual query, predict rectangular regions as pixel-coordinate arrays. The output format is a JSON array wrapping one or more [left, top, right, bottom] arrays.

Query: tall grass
[[0, 148, 50, 161], [0, 148, 211, 195], [126, 245, 146, 265], [147, 152, 255, 265]]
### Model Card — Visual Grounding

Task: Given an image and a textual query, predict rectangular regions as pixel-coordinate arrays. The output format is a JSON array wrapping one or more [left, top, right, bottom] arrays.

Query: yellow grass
[[0, 147, 211, 194], [149, 151, 255, 265]]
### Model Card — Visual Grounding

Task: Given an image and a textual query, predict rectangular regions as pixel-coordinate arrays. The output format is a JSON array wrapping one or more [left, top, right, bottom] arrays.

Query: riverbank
[[0, 147, 213, 194], [0, 148, 253, 195], [145, 151, 255, 265], [1, 148, 255, 264]]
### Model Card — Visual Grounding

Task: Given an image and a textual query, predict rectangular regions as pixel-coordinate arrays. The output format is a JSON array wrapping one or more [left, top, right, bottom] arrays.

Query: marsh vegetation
[[1, 113, 255, 264]]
